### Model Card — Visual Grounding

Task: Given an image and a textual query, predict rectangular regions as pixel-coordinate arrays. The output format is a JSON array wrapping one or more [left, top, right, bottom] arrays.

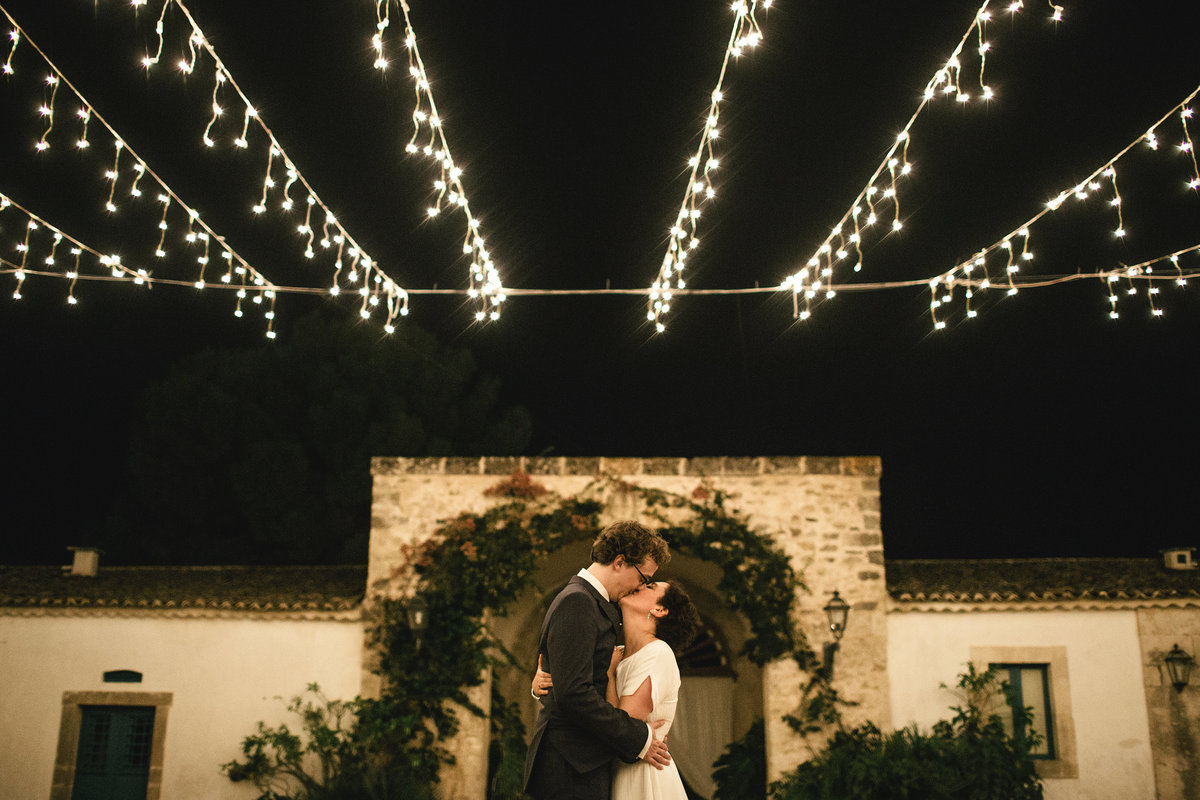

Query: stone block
[[868, 550, 884, 565], [843, 456, 882, 476], [564, 457, 601, 475], [763, 457, 803, 473], [601, 457, 642, 476], [445, 457, 483, 474], [525, 457, 563, 475], [688, 457, 725, 475], [484, 457, 523, 475], [858, 570, 882, 581], [724, 457, 761, 474], [643, 458, 683, 475], [858, 494, 881, 512], [805, 456, 843, 475]]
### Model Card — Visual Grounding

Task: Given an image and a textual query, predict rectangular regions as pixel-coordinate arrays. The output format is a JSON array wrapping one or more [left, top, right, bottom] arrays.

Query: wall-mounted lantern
[[1164, 643, 1194, 693], [406, 595, 430, 649], [821, 590, 851, 679]]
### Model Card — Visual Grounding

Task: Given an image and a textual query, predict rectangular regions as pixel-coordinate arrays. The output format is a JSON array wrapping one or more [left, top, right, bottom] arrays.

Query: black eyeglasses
[[625, 556, 655, 587]]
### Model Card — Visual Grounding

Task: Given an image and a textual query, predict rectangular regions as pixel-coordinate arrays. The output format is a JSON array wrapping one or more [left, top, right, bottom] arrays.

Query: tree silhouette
[[103, 307, 530, 564]]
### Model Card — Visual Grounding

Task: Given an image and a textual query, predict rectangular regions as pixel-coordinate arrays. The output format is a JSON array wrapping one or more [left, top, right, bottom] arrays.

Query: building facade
[[3, 456, 1198, 799]]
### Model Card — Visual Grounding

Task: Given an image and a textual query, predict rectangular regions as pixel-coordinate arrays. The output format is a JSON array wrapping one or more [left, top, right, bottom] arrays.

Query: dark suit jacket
[[523, 575, 648, 791]]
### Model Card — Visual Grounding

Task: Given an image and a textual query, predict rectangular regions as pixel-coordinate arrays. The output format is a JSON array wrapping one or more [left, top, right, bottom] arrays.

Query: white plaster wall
[[888, 609, 1156, 800], [0, 613, 363, 800]]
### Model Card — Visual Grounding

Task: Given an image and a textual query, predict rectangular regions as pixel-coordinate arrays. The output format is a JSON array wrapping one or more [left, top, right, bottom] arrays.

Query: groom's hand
[[641, 719, 671, 770]]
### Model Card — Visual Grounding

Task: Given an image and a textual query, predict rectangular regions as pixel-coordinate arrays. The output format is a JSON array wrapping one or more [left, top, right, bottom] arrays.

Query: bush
[[712, 719, 767, 800], [768, 665, 1044, 800], [222, 684, 435, 800]]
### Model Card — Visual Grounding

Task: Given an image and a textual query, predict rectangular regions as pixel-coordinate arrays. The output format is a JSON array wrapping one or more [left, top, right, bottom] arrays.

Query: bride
[[534, 579, 700, 800]]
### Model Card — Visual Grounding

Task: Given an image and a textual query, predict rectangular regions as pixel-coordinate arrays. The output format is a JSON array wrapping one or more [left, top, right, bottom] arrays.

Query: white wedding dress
[[611, 639, 689, 800]]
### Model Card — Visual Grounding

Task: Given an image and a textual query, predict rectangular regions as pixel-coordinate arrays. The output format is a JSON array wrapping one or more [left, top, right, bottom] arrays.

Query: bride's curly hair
[[655, 581, 700, 653]]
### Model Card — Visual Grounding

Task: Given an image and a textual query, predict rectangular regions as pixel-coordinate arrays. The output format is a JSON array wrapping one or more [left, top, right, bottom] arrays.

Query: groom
[[523, 520, 673, 800]]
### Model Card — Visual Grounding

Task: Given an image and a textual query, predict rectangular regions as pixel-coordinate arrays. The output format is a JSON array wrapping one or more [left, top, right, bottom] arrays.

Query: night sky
[[2, 1, 1198, 564]]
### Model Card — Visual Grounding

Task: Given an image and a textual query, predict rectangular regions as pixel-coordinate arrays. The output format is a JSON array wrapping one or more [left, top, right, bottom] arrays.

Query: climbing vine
[[369, 470, 839, 796]]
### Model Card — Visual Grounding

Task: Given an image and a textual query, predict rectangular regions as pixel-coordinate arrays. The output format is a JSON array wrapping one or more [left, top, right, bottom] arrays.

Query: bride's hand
[[608, 644, 625, 674]]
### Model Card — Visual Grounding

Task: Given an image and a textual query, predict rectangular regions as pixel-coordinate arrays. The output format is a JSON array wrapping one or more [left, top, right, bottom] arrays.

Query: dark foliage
[[712, 719, 767, 800], [104, 308, 530, 564], [221, 684, 436, 800], [769, 665, 1044, 800]]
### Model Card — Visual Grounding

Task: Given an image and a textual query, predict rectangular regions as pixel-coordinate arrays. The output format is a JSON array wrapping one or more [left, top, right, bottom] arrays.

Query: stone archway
[[487, 544, 762, 799], [366, 455, 887, 797]]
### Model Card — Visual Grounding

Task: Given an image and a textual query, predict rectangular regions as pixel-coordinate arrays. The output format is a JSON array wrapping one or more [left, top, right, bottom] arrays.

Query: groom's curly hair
[[591, 520, 671, 569], [655, 581, 700, 653]]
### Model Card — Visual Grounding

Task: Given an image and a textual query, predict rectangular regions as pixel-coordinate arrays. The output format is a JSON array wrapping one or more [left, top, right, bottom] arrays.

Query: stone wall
[[367, 455, 887, 796], [1137, 607, 1200, 800]]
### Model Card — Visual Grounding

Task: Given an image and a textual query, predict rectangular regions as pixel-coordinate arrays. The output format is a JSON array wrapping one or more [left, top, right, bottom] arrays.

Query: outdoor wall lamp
[[406, 595, 430, 648], [1164, 643, 1194, 693], [821, 591, 851, 679]]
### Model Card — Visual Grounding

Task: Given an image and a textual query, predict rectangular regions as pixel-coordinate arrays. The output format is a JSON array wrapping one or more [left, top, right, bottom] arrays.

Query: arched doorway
[[497, 545, 758, 800]]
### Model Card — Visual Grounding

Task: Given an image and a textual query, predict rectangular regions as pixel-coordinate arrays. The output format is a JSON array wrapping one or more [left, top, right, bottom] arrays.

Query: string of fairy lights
[[2, 0, 1198, 339], [645, 0, 774, 333], [372, 0, 506, 322], [925, 85, 1200, 328], [780, 0, 1060, 322], [0, 4, 290, 334], [133, 0, 410, 330], [0, 0, 411, 335]]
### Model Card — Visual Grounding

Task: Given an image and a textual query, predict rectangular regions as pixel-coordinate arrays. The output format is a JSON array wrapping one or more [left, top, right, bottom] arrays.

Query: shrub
[[222, 684, 435, 800], [768, 665, 1044, 800]]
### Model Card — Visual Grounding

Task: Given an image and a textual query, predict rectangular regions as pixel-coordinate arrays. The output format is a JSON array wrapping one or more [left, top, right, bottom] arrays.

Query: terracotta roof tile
[[887, 558, 1200, 603], [0, 565, 366, 612]]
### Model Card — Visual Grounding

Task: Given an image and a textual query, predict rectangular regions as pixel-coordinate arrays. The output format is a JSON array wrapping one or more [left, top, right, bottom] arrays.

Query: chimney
[[67, 546, 103, 577], [1161, 547, 1197, 571]]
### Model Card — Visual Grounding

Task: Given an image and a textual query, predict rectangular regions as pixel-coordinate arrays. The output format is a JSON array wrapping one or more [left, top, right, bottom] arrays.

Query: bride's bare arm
[[617, 675, 654, 721], [605, 645, 623, 707]]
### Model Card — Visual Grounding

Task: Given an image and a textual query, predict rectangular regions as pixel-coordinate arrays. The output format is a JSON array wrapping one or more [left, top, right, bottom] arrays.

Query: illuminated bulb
[[1115, 228, 1126, 238], [892, 219, 902, 231]]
